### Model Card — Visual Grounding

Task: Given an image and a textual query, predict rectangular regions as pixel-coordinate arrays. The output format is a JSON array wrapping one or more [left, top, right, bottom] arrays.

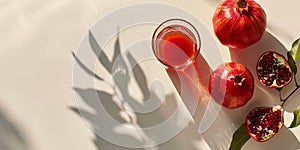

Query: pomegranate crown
[[235, 0, 249, 15]]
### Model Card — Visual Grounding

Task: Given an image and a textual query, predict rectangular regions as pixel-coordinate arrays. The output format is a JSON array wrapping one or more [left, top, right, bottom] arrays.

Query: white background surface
[[1, 0, 300, 150]]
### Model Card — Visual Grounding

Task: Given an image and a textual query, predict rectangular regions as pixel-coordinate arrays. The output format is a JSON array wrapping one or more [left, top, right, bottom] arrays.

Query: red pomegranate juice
[[155, 25, 198, 68]]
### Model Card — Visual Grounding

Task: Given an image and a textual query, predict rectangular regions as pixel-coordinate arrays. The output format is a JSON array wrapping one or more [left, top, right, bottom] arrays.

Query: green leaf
[[289, 38, 300, 62], [229, 123, 250, 150], [289, 106, 300, 128], [287, 51, 298, 75]]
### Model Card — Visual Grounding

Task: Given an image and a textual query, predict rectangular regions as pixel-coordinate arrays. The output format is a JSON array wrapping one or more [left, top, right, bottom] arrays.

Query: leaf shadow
[[72, 52, 103, 81], [72, 29, 210, 150], [89, 30, 121, 74], [114, 50, 203, 149], [72, 88, 148, 150], [0, 108, 29, 150], [127, 53, 151, 100], [73, 31, 151, 149], [73, 88, 127, 124]]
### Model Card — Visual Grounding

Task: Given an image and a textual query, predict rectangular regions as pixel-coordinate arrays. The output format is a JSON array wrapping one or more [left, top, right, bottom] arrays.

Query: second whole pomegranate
[[209, 62, 254, 109]]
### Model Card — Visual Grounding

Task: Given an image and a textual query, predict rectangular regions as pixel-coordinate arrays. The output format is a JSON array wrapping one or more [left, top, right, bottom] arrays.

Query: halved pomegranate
[[245, 105, 284, 142], [257, 51, 293, 88]]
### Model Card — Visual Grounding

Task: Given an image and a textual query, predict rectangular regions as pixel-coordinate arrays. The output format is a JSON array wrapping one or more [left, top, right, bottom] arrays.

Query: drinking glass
[[152, 18, 201, 69]]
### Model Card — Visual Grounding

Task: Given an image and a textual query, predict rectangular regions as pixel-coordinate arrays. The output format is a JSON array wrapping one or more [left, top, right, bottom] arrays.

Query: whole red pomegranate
[[257, 51, 293, 88], [209, 62, 254, 109], [212, 0, 266, 49], [245, 105, 284, 142]]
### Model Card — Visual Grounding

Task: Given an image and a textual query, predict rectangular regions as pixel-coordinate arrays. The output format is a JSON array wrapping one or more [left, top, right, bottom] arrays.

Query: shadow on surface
[[0, 108, 29, 150], [72, 31, 207, 150]]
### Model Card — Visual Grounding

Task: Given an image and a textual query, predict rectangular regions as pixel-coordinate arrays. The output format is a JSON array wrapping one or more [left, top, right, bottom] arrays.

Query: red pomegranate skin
[[212, 0, 267, 49], [209, 62, 254, 109]]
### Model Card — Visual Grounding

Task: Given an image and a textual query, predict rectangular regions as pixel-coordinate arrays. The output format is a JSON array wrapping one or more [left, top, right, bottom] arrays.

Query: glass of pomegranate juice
[[152, 18, 201, 69], [152, 19, 208, 116]]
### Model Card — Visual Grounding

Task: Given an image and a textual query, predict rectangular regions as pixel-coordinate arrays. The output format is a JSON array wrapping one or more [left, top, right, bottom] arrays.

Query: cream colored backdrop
[[0, 0, 300, 150]]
